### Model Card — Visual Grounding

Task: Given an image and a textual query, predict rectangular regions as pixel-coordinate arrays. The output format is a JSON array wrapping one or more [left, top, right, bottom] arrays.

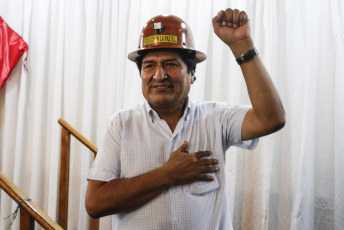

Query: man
[[85, 8, 285, 229]]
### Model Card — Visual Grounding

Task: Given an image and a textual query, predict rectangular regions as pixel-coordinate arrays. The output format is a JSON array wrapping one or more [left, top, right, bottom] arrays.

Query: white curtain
[[0, 0, 343, 229]]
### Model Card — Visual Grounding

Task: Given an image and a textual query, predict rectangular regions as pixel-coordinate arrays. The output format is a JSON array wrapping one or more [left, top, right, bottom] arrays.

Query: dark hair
[[135, 48, 197, 75]]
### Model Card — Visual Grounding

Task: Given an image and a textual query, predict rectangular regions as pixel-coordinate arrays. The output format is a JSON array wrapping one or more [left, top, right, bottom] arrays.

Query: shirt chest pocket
[[188, 174, 219, 195]]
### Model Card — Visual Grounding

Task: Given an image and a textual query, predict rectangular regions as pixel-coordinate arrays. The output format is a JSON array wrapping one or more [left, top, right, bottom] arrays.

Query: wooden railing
[[0, 172, 63, 230], [57, 118, 99, 230], [0, 119, 98, 230]]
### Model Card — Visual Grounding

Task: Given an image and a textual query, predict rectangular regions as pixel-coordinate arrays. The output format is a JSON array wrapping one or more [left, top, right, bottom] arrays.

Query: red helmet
[[128, 15, 206, 63]]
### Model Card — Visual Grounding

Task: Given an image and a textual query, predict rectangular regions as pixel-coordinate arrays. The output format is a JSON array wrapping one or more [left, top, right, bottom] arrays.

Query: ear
[[191, 70, 195, 84]]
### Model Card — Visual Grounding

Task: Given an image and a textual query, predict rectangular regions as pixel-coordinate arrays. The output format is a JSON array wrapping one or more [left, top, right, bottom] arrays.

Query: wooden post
[[89, 217, 99, 230], [58, 128, 70, 230], [57, 119, 99, 230], [89, 138, 99, 230], [20, 207, 35, 230]]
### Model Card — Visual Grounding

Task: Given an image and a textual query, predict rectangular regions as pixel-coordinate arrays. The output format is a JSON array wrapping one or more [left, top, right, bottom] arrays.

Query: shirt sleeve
[[87, 116, 122, 182], [220, 104, 259, 150]]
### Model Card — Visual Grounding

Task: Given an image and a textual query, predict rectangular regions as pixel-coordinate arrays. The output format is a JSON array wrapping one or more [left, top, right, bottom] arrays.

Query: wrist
[[236, 48, 259, 65], [157, 165, 174, 189], [228, 38, 255, 58]]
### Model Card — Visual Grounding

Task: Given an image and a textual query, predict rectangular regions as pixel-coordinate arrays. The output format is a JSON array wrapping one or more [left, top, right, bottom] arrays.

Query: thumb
[[177, 141, 189, 152]]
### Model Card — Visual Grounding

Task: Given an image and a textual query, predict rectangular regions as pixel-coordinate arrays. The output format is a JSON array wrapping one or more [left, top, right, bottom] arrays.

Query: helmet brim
[[128, 48, 207, 63]]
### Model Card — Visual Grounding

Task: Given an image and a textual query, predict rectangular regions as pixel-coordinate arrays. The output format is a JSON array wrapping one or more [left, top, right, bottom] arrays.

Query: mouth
[[151, 85, 173, 89]]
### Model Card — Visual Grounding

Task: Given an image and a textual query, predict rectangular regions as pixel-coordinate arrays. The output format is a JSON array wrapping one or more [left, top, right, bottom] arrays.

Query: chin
[[148, 96, 173, 104], [149, 99, 175, 108]]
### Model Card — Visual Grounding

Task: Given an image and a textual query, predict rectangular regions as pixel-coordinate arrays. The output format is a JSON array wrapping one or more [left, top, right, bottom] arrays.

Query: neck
[[150, 99, 187, 132]]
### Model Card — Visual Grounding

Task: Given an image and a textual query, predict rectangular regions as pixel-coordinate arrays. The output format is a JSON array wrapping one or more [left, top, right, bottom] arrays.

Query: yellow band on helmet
[[143, 35, 178, 47]]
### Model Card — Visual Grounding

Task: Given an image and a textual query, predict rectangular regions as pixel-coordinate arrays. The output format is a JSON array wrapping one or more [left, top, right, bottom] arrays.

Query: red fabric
[[0, 16, 28, 90]]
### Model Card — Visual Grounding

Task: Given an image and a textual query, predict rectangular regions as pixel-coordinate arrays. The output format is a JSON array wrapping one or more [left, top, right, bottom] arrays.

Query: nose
[[153, 66, 167, 80]]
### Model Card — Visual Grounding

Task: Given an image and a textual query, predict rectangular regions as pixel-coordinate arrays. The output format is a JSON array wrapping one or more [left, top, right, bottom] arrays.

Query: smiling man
[[85, 8, 285, 230], [140, 51, 195, 131]]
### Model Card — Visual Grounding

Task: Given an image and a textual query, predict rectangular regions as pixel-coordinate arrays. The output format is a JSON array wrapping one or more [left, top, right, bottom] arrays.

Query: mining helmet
[[128, 15, 206, 63]]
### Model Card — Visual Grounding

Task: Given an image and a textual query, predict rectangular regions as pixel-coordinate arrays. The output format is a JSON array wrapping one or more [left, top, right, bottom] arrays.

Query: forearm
[[230, 39, 286, 137], [86, 142, 219, 218], [86, 166, 171, 218]]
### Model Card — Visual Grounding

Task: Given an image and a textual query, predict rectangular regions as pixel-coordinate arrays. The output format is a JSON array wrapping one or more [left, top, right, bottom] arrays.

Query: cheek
[[140, 76, 148, 93], [184, 73, 193, 84], [140, 73, 150, 84]]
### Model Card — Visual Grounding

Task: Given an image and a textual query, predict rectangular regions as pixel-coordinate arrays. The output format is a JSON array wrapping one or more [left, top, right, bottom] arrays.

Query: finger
[[201, 165, 219, 173], [212, 11, 222, 33], [194, 151, 211, 159], [177, 141, 188, 152], [239, 11, 248, 26], [224, 8, 233, 27], [198, 174, 215, 181], [198, 158, 218, 166], [232, 9, 240, 29], [221, 10, 227, 26]]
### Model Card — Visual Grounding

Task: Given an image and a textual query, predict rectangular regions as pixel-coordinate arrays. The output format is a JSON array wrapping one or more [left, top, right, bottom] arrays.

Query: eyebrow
[[142, 58, 180, 64]]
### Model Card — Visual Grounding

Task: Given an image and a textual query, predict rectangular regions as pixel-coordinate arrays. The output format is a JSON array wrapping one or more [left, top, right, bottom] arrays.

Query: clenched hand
[[212, 8, 251, 48]]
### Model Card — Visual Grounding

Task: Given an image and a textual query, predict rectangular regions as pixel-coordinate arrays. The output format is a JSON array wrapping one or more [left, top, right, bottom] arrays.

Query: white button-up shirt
[[88, 99, 258, 230]]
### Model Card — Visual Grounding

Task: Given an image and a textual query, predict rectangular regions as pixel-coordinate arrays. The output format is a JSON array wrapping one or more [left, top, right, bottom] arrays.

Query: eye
[[165, 62, 178, 68], [143, 64, 154, 70]]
